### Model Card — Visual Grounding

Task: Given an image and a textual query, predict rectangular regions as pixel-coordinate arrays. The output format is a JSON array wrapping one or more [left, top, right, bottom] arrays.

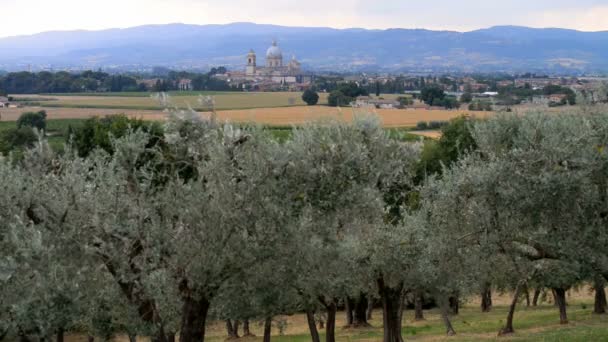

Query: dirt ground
[[409, 130, 442, 139], [63, 287, 595, 342]]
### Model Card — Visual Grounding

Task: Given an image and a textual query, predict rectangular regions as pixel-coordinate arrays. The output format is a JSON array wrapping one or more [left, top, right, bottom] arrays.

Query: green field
[[15, 91, 330, 111], [0, 119, 423, 154]]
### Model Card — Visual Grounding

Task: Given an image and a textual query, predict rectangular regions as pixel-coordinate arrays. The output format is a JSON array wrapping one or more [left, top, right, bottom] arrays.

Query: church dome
[[266, 40, 283, 59]]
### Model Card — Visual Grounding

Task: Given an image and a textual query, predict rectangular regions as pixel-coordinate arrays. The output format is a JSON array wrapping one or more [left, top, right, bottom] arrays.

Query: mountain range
[[1, 23, 608, 73]]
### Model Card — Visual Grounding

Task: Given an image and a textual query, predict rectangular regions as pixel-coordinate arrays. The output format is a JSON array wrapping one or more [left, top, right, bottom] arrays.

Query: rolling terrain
[[1, 23, 608, 72]]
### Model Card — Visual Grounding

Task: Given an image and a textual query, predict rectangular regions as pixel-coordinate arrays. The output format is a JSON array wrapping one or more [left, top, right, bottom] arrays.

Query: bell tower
[[246, 49, 257, 76]]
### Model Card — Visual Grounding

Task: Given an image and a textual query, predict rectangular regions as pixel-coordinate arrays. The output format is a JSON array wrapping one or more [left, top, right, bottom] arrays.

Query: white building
[[245, 40, 312, 84]]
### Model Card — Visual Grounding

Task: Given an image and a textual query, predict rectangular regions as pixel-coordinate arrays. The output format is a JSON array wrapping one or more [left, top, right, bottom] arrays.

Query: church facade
[[245, 41, 312, 84]]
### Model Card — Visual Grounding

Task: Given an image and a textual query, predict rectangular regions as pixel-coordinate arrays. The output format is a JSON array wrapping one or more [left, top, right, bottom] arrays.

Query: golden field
[[0, 105, 490, 128]]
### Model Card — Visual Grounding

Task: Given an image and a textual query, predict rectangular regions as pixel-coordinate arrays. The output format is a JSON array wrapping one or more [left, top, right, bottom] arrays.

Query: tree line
[[0, 68, 236, 94], [0, 109, 607, 342]]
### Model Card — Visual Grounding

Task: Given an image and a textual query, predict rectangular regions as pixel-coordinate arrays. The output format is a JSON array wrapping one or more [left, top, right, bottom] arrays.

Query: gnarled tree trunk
[[344, 297, 354, 327], [440, 300, 456, 336], [377, 277, 404, 342], [57, 328, 64, 342], [553, 288, 568, 324], [128, 335, 137, 342], [243, 319, 254, 336], [594, 279, 607, 314], [179, 296, 210, 342], [263, 317, 272, 342], [481, 283, 492, 313], [353, 293, 371, 327], [499, 281, 523, 335], [226, 319, 239, 339], [325, 301, 337, 342], [306, 309, 321, 342], [532, 288, 541, 307]]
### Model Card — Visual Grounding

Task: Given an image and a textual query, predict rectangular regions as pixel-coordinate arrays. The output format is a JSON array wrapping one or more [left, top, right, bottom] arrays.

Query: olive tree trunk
[[353, 293, 371, 327], [532, 288, 541, 307], [344, 297, 354, 327], [179, 296, 210, 342], [481, 283, 492, 313], [448, 296, 459, 315], [151, 326, 170, 342], [553, 288, 568, 324], [377, 277, 404, 342], [440, 300, 456, 336], [594, 279, 607, 314], [263, 317, 272, 342], [56, 329, 64, 342], [306, 309, 321, 342], [226, 320, 239, 339], [325, 302, 337, 342], [243, 319, 254, 336], [499, 281, 524, 335]]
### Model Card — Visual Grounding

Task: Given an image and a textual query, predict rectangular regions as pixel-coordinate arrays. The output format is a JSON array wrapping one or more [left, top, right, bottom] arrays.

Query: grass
[[0, 119, 84, 152], [199, 302, 608, 342]]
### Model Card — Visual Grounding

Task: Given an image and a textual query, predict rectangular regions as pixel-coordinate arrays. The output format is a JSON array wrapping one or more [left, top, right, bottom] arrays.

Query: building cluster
[[0, 96, 17, 108], [214, 41, 314, 91]]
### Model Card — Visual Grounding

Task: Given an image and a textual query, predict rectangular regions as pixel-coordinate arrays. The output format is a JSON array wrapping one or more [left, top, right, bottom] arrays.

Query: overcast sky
[[1, 0, 608, 38]]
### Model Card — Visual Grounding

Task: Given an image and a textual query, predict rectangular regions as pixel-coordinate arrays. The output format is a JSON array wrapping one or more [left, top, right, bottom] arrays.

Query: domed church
[[245, 40, 310, 84]]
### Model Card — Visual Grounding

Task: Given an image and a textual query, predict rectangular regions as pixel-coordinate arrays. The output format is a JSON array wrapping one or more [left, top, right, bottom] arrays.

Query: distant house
[[138, 79, 160, 90], [178, 79, 193, 91], [532, 94, 567, 106], [0, 96, 9, 108], [353, 96, 401, 109], [548, 94, 567, 103]]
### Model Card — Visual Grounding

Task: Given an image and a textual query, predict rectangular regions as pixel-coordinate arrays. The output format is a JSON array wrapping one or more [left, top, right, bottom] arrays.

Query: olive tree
[[422, 112, 608, 334]]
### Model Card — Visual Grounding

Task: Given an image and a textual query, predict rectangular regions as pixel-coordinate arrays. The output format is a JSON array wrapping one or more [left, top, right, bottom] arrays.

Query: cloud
[[529, 6, 608, 31]]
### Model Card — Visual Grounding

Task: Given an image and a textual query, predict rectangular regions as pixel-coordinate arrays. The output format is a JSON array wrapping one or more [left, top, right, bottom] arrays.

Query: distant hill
[[1, 23, 608, 73]]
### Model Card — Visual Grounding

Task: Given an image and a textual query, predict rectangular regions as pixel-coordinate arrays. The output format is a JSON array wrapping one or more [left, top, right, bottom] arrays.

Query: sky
[[1, 0, 608, 38]]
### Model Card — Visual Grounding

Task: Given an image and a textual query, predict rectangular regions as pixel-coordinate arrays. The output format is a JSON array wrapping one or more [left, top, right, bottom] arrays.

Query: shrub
[[0, 127, 38, 154], [397, 96, 413, 107], [428, 121, 448, 129], [327, 90, 354, 107], [68, 115, 163, 157], [301, 89, 320, 106], [17, 110, 47, 131], [416, 121, 429, 130]]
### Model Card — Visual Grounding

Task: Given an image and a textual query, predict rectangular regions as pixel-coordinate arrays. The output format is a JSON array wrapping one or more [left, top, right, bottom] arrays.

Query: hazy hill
[[2, 23, 607, 73]]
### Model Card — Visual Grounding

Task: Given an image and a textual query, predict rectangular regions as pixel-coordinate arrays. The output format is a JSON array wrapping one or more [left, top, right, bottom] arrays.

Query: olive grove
[[1, 110, 608, 342]]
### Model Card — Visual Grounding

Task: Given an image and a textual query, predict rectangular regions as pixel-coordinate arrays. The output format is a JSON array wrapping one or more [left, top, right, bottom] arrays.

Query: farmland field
[[1, 105, 490, 128], [4, 92, 493, 128], [14, 92, 330, 111]]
